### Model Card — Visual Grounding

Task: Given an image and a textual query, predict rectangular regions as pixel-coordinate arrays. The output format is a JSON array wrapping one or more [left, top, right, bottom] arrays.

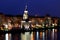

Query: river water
[[0, 29, 58, 40]]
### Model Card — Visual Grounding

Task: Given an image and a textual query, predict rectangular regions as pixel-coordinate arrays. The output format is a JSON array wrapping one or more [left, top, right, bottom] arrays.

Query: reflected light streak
[[36, 31, 40, 40], [37, 31, 39, 39], [51, 29, 54, 40], [5, 33, 8, 40], [42, 32, 45, 40], [8, 33, 11, 40]]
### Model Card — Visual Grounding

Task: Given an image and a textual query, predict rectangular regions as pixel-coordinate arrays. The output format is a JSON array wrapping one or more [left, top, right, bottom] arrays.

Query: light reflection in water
[[8, 33, 11, 40], [35, 31, 40, 40], [54, 29, 57, 40], [42, 31, 45, 40], [47, 29, 51, 40], [51, 29, 54, 40], [0, 29, 58, 40], [36, 31, 39, 40], [5, 33, 8, 40], [5, 33, 11, 40]]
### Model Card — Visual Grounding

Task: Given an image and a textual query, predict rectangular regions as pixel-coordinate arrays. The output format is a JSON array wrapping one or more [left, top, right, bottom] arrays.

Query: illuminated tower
[[23, 5, 28, 21], [21, 5, 31, 40]]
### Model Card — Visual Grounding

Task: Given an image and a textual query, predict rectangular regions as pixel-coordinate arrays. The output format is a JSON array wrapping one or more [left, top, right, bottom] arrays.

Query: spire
[[25, 5, 27, 11], [24, 4, 28, 14]]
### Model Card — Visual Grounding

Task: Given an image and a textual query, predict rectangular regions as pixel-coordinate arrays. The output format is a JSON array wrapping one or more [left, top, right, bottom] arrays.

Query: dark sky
[[0, 0, 60, 17]]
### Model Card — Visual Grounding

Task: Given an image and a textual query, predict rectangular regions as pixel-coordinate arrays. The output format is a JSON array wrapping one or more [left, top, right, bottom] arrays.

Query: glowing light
[[24, 11, 28, 13], [36, 31, 39, 40], [5, 33, 8, 40], [51, 29, 54, 40], [52, 24, 54, 26], [42, 32, 45, 40]]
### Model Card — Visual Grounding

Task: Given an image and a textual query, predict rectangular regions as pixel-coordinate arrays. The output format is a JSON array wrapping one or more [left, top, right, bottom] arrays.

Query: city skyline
[[0, 0, 60, 17]]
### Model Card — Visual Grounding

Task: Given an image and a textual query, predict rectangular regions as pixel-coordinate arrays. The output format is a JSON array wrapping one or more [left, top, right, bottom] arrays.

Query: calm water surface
[[0, 29, 58, 40]]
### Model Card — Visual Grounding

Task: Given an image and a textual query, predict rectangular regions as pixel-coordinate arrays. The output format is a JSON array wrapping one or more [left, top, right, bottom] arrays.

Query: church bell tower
[[23, 5, 28, 21]]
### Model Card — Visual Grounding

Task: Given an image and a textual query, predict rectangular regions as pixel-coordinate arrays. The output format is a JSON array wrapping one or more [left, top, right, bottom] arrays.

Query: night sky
[[0, 0, 60, 17]]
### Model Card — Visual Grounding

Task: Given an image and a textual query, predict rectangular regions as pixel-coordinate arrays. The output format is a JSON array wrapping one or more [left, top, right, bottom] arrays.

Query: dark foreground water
[[0, 29, 58, 40]]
